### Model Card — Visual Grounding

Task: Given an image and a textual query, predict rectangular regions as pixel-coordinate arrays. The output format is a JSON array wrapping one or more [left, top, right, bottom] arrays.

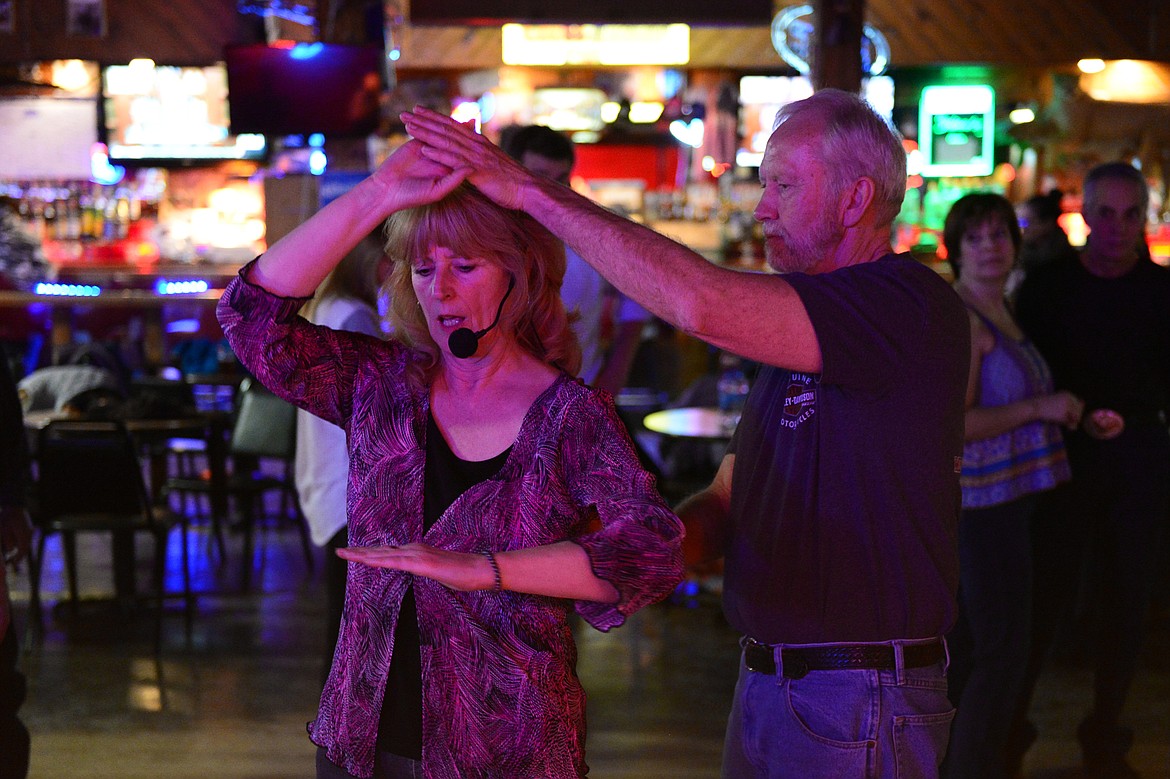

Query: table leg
[[206, 417, 230, 559], [111, 528, 137, 606]]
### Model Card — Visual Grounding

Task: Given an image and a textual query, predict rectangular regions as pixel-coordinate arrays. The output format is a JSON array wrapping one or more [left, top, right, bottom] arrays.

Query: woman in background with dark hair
[[941, 193, 1083, 779], [219, 140, 684, 779], [1016, 189, 1077, 274]]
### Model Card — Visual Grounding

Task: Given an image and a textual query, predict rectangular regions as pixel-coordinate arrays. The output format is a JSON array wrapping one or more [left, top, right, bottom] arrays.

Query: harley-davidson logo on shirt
[[781, 373, 816, 429]]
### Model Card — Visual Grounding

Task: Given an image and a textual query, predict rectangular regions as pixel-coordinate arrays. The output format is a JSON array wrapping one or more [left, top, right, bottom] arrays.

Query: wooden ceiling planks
[[866, 0, 1166, 67], [688, 28, 779, 69], [361, 0, 1170, 71]]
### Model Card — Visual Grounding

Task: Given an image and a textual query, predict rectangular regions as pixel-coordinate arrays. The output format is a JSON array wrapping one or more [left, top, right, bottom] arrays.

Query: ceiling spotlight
[[1009, 107, 1036, 124]]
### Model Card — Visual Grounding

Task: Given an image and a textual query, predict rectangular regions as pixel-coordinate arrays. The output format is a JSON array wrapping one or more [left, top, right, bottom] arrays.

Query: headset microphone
[[448, 277, 515, 359]]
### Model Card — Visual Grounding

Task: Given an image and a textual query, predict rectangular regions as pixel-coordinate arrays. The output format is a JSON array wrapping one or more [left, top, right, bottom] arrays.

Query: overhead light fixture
[[1078, 58, 1106, 74], [628, 102, 664, 124], [1009, 106, 1036, 124], [1079, 59, 1170, 103], [49, 60, 96, 92], [502, 24, 689, 66]]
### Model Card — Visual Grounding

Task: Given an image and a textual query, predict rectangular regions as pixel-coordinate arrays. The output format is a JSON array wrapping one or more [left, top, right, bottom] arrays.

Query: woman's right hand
[[1083, 408, 1125, 440], [369, 139, 468, 215], [1035, 391, 1084, 429]]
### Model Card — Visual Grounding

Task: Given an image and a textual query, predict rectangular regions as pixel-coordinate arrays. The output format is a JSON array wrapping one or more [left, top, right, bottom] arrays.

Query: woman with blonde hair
[[218, 140, 684, 779]]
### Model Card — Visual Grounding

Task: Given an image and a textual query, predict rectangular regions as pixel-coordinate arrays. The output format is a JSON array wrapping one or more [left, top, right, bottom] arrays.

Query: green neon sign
[[919, 84, 995, 177]]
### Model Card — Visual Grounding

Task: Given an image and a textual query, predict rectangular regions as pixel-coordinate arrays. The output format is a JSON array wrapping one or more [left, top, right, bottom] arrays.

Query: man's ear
[[840, 177, 876, 228]]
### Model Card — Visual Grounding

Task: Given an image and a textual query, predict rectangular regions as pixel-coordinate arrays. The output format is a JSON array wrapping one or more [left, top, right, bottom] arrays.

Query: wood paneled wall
[[0, 0, 263, 64]]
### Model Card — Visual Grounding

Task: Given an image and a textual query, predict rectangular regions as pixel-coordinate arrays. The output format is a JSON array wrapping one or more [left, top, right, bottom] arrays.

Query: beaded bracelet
[[482, 551, 502, 591]]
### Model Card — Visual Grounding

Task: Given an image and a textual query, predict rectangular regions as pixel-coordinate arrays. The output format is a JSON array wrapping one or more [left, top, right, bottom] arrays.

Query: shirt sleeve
[[561, 389, 685, 631], [786, 257, 951, 392], [217, 259, 400, 428]]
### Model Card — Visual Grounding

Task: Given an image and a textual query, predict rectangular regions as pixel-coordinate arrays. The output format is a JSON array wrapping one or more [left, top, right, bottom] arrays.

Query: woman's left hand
[[337, 542, 495, 592]]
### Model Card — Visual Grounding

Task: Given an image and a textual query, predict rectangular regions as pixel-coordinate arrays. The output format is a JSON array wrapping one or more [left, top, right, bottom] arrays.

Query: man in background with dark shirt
[[500, 124, 651, 397], [1, 353, 33, 779], [1013, 162, 1170, 778], [404, 89, 969, 778]]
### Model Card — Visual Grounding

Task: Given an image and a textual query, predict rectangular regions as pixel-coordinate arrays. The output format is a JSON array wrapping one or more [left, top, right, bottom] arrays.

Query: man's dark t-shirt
[[724, 254, 968, 645], [1015, 254, 1170, 427]]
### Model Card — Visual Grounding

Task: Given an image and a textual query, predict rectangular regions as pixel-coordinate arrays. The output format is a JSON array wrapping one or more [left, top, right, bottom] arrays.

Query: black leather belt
[[743, 639, 946, 679]]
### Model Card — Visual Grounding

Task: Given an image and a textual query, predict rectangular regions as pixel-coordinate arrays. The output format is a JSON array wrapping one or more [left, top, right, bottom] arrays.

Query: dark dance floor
[[7, 518, 1169, 778]]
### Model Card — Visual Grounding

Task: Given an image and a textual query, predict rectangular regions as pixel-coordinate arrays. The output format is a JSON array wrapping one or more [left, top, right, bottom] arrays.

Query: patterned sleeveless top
[[960, 307, 1071, 509]]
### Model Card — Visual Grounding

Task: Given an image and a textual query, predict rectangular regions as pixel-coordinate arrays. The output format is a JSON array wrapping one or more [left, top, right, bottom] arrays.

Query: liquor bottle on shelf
[[41, 192, 58, 240], [93, 186, 110, 240], [79, 185, 96, 240], [114, 190, 131, 240], [64, 187, 82, 240]]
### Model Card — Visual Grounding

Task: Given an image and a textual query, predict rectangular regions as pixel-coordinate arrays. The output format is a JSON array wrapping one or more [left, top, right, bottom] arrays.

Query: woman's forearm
[[493, 541, 619, 603], [964, 398, 1042, 441], [252, 175, 391, 297], [250, 138, 465, 297]]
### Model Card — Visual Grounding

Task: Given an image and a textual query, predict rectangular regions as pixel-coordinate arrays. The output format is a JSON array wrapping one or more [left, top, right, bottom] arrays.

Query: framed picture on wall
[[0, 1, 15, 34], [66, 0, 106, 37]]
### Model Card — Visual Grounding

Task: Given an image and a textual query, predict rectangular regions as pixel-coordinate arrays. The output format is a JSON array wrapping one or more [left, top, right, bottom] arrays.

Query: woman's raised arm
[[251, 140, 465, 297]]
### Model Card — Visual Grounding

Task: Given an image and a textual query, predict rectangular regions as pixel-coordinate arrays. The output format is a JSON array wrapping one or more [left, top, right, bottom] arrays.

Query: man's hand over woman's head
[[401, 107, 533, 212]]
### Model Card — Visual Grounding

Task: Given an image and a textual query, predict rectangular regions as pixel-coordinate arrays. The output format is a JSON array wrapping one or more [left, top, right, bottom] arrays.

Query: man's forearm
[[520, 178, 821, 373], [522, 178, 722, 337], [401, 106, 821, 372]]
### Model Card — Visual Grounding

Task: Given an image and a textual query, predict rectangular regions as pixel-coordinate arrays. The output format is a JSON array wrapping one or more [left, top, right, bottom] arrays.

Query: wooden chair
[[163, 378, 312, 590], [28, 420, 194, 651]]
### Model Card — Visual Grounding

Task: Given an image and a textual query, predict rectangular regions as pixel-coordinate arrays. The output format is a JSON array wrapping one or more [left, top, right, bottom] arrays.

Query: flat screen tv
[[224, 43, 385, 138], [100, 61, 268, 167]]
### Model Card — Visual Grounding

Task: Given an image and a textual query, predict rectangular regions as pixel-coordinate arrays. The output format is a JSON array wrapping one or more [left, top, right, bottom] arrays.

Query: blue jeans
[[722, 640, 954, 778]]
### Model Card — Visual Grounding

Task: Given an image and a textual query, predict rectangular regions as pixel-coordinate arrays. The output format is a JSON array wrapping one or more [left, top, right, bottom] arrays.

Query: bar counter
[[0, 284, 226, 369], [1, 218, 730, 369]]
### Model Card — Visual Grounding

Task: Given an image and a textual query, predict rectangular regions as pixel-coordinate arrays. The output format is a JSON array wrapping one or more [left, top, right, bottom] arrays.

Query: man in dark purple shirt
[[404, 88, 969, 778]]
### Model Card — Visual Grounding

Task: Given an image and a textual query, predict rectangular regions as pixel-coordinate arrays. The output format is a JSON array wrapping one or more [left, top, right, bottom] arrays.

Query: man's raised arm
[[402, 107, 821, 373]]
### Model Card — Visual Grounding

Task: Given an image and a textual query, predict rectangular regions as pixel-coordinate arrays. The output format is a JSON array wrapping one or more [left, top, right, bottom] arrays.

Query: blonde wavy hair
[[383, 183, 581, 384]]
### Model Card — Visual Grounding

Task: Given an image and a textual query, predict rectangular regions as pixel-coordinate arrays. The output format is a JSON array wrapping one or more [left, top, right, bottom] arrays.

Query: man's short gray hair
[[775, 88, 907, 227], [1083, 161, 1149, 212]]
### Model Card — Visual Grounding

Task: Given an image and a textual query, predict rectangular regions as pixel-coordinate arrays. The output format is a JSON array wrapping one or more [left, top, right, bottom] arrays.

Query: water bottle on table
[[716, 352, 750, 435]]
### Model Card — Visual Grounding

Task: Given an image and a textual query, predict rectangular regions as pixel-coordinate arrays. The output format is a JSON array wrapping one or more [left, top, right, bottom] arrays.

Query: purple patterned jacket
[[218, 267, 685, 778]]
